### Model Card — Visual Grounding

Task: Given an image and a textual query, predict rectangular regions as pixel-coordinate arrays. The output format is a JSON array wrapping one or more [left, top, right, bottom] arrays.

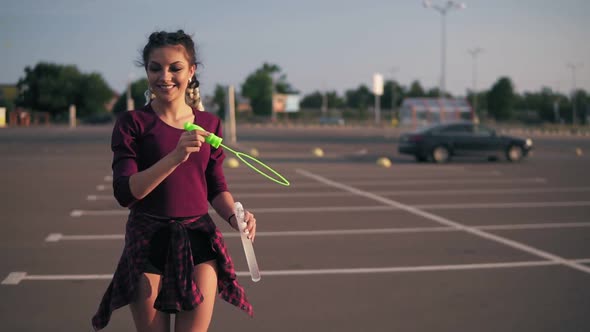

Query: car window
[[416, 123, 440, 133], [438, 124, 472, 134], [474, 125, 495, 136]]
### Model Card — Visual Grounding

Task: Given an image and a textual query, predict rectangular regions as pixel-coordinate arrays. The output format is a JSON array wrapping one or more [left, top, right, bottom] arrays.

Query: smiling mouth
[[158, 84, 176, 90]]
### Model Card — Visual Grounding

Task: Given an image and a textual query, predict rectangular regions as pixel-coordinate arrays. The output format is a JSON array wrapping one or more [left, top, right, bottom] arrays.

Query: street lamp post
[[390, 67, 399, 121], [126, 73, 135, 111], [423, 0, 466, 98], [566, 62, 583, 125], [468, 47, 483, 115], [270, 73, 278, 122], [321, 91, 328, 118]]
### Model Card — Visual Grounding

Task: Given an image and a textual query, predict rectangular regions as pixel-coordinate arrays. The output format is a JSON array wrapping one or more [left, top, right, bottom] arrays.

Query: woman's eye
[[170, 67, 182, 72], [148, 66, 160, 72]]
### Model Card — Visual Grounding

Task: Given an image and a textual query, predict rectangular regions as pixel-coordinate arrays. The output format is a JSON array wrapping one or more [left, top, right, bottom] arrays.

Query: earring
[[144, 88, 155, 105]]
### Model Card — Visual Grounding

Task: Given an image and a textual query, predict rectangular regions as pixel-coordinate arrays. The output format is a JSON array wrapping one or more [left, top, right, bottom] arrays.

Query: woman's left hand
[[243, 210, 257, 242]]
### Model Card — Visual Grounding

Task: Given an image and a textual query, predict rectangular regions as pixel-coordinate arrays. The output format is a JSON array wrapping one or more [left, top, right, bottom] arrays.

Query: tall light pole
[[468, 47, 483, 116], [390, 67, 399, 120], [566, 62, 583, 125], [423, 0, 466, 98], [270, 72, 278, 122], [321, 92, 328, 118], [126, 73, 135, 110]]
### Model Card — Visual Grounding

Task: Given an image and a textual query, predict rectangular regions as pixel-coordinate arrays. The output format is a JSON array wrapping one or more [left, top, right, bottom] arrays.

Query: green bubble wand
[[184, 122, 290, 187]]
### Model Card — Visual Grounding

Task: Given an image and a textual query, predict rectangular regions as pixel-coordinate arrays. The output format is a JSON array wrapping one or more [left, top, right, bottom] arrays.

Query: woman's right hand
[[172, 130, 208, 163]]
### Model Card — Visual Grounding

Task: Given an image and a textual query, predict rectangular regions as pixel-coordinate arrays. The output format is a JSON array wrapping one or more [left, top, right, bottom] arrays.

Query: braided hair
[[139, 30, 204, 111]]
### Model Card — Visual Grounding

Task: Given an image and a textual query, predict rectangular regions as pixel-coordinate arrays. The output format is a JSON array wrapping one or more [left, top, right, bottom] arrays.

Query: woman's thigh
[[129, 272, 170, 332], [174, 260, 219, 332]]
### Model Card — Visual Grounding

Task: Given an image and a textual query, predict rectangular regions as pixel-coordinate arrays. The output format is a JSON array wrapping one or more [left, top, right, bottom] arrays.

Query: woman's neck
[[151, 99, 192, 120], [151, 99, 195, 128]]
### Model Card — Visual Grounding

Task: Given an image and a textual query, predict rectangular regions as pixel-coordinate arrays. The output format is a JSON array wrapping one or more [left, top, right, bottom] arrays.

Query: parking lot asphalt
[[1, 124, 590, 332]]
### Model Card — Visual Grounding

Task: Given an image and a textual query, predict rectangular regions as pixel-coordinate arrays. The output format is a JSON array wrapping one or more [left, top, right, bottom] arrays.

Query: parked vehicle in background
[[398, 121, 533, 163], [319, 117, 345, 125]]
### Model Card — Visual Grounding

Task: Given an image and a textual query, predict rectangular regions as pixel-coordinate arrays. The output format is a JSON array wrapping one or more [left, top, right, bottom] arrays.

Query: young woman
[[92, 30, 255, 332]]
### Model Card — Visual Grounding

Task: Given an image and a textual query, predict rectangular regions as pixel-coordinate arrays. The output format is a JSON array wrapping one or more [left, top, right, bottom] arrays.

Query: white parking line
[[348, 178, 548, 185], [70, 200, 590, 217], [45, 222, 590, 242], [70, 209, 130, 217], [300, 165, 468, 173], [377, 187, 590, 196], [227, 178, 547, 189], [478, 222, 590, 231], [313, 170, 502, 179], [86, 187, 590, 201], [44, 227, 456, 242], [45, 234, 125, 242], [414, 201, 590, 209], [4, 259, 590, 285], [296, 169, 590, 275], [104, 170, 502, 180], [69, 206, 394, 217]]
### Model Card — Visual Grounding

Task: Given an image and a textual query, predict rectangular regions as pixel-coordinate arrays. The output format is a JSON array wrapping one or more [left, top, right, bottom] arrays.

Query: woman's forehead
[[148, 45, 191, 63]]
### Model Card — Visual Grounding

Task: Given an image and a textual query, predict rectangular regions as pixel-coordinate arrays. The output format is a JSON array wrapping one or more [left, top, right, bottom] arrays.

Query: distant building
[[399, 97, 475, 128], [236, 95, 252, 113], [105, 93, 119, 112]]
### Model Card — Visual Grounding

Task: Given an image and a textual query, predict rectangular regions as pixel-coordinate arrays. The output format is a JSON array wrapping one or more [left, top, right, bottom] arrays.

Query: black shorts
[[144, 227, 217, 275]]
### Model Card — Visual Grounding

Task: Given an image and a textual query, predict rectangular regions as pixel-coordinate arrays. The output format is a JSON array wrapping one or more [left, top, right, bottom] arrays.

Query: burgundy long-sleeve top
[[111, 103, 228, 216], [91, 104, 253, 331]]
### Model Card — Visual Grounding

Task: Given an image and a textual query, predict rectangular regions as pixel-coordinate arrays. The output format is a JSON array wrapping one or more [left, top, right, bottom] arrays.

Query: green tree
[[344, 85, 372, 120], [466, 90, 488, 117], [572, 90, 589, 125], [240, 63, 294, 116], [213, 84, 227, 119], [300, 91, 323, 108], [406, 81, 426, 97], [112, 78, 149, 114], [76, 73, 114, 116], [300, 90, 345, 109], [487, 77, 515, 121], [425, 87, 453, 98], [513, 88, 558, 123], [16, 62, 113, 118], [326, 91, 345, 109], [0, 85, 18, 112], [382, 80, 405, 109], [345, 85, 372, 109]]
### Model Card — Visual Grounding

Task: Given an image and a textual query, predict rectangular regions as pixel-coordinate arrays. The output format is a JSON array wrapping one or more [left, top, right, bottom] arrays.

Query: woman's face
[[146, 45, 196, 104]]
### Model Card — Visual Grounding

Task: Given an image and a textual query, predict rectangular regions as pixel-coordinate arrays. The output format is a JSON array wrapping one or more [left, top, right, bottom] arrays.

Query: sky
[[1, 0, 589, 99]]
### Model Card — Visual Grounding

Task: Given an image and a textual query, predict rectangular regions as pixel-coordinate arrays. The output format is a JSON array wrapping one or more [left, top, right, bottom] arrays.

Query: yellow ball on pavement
[[312, 147, 324, 157], [250, 148, 260, 157], [376, 157, 392, 168], [227, 157, 240, 168]]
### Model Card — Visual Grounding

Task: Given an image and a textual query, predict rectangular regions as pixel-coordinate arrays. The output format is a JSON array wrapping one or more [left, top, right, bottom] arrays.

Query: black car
[[398, 121, 533, 163]]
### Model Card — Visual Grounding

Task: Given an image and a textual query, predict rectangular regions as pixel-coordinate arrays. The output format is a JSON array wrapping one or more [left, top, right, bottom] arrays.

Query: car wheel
[[506, 145, 523, 162], [431, 146, 450, 163]]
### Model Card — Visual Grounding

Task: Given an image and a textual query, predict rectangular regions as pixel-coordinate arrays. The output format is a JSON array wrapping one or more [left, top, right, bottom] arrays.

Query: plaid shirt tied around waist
[[91, 212, 253, 331]]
